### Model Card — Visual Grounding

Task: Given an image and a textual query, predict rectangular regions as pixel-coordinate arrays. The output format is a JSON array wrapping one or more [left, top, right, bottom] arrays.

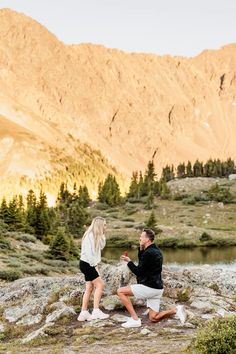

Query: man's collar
[[144, 242, 155, 250]]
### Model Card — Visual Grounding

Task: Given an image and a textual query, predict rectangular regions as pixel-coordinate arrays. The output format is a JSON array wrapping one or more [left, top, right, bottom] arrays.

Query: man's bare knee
[[117, 288, 124, 297]]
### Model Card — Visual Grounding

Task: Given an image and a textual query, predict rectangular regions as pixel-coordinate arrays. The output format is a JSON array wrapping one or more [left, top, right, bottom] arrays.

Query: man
[[117, 228, 186, 328]]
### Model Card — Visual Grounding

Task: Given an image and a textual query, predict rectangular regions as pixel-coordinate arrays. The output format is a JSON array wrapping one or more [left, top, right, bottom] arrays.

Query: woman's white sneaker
[[77, 310, 91, 322], [91, 309, 109, 320], [121, 317, 141, 328]]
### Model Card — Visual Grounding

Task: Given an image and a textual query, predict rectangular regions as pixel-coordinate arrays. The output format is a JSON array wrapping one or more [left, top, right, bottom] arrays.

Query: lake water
[[102, 246, 236, 269]]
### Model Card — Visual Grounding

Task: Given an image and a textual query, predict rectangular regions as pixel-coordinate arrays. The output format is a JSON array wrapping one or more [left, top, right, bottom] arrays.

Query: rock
[[4, 297, 48, 323], [229, 174, 236, 180], [17, 314, 42, 326], [140, 328, 152, 335], [0, 263, 235, 344], [102, 295, 123, 310], [45, 306, 76, 323], [0, 322, 5, 333], [83, 319, 114, 328], [110, 314, 128, 323], [21, 322, 54, 343], [190, 300, 214, 313]]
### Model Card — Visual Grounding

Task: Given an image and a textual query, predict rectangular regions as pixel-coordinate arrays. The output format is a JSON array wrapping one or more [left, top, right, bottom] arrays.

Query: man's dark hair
[[143, 228, 155, 242]]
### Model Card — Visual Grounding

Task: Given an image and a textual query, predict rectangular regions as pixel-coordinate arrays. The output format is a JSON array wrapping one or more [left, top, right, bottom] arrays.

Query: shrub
[[200, 232, 212, 242], [0, 237, 12, 250], [172, 192, 188, 201], [0, 219, 9, 234], [192, 316, 236, 354], [122, 217, 135, 222], [0, 269, 22, 281], [209, 283, 220, 293], [177, 287, 191, 302], [21, 265, 50, 276], [106, 235, 133, 248], [182, 196, 196, 205], [14, 233, 37, 243]]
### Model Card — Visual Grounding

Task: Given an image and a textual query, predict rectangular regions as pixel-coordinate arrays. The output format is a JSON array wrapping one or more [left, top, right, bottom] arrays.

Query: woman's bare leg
[[81, 281, 94, 311], [92, 277, 105, 309]]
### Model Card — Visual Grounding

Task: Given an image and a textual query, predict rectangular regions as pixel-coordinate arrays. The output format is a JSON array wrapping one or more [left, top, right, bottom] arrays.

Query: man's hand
[[120, 255, 131, 262]]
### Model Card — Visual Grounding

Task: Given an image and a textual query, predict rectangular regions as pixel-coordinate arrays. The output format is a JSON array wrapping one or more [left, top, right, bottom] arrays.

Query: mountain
[[0, 8, 235, 202]]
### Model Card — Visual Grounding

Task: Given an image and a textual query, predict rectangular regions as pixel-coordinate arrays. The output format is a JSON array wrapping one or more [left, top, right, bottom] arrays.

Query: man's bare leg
[[117, 286, 139, 320], [149, 308, 176, 322]]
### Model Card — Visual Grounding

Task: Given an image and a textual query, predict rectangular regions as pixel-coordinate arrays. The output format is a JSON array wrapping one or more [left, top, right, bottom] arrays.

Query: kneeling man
[[117, 228, 186, 328]]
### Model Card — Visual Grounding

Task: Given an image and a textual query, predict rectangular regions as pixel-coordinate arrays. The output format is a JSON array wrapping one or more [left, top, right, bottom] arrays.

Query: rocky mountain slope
[[0, 263, 235, 352], [0, 8, 235, 201]]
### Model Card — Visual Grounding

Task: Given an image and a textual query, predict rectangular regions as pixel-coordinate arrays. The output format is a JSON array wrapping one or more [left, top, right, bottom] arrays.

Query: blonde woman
[[77, 216, 109, 321]]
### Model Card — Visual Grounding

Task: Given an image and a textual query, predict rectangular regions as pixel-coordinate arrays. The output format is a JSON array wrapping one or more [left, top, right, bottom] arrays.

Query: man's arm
[[127, 251, 150, 276]]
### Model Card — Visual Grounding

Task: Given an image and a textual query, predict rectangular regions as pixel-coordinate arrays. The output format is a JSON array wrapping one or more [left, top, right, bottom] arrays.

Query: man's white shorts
[[130, 284, 164, 312]]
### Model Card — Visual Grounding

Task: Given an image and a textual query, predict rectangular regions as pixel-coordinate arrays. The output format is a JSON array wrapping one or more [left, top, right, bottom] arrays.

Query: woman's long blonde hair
[[82, 217, 106, 250]]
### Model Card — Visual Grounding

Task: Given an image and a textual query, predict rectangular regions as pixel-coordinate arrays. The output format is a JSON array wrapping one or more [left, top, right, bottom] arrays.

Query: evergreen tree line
[[127, 161, 171, 202], [0, 183, 90, 239], [162, 158, 235, 182]]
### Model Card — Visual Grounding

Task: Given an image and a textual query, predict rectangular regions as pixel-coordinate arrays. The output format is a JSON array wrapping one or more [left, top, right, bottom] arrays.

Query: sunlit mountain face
[[0, 8, 236, 202]]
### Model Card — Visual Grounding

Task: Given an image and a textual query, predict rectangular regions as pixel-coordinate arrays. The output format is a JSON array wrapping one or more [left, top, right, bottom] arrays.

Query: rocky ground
[[0, 263, 235, 353]]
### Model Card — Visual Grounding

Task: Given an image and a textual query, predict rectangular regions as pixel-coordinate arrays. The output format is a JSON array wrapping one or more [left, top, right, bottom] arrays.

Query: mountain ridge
[[0, 8, 235, 201]]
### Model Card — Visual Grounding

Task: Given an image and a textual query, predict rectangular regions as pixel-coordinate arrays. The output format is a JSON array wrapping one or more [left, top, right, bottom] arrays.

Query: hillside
[[0, 8, 236, 201]]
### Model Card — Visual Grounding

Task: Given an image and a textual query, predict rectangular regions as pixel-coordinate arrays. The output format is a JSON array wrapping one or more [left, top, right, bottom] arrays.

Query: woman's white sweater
[[80, 232, 106, 267]]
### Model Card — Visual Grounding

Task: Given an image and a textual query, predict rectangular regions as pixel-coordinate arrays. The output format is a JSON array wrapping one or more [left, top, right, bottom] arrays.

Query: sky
[[0, 0, 235, 57]]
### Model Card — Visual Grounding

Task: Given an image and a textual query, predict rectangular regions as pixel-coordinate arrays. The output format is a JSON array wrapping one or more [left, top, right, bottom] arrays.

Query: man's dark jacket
[[127, 243, 163, 289]]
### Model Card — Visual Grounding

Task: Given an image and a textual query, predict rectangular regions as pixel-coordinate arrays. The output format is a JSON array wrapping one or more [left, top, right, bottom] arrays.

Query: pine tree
[[0, 198, 9, 224], [78, 185, 90, 207], [67, 201, 89, 237], [49, 228, 71, 260], [57, 182, 72, 206], [127, 172, 139, 199], [193, 160, 203, 177], [68, 233, 79, 258], [34, 191, 51, 238], [142, 161, 156, 196], [226, 158, 235, 176], [98, 174, 121, 206], [7, 196, 23, 230], [160, 179, 171, 199], [26, 189, 37, 232], [177, 163, 186, 178], [145, 190, 154, 209], [186, 161, 193, 177], [161, 165, 175, 182], [138, 171, 145, 197]]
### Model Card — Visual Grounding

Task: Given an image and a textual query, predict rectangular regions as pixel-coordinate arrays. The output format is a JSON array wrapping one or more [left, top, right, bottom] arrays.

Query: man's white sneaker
[[77, 310, 91, 322], [90, 309, 109, 320], [121, 317, 141, 328], [176, 305, 187, 324]]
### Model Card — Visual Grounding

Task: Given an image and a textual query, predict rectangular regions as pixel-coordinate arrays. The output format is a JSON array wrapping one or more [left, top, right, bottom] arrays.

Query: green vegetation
[[98, 174, 121, 206], [163, 157, 235, 181], [192, 316, 236, 354], [0, 159, 236, 280]]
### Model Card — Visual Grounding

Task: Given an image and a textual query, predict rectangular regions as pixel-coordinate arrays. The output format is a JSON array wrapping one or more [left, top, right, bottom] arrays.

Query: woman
[[77, 216, 109, 321]]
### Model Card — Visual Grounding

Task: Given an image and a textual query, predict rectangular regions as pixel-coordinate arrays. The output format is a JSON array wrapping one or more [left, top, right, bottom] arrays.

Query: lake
[[102, 246, 236, 269]]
